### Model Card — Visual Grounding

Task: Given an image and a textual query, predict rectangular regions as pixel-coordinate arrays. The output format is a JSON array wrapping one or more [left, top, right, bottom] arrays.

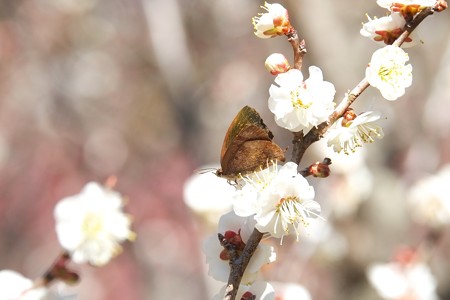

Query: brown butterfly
[[216, 106, 285, 179]]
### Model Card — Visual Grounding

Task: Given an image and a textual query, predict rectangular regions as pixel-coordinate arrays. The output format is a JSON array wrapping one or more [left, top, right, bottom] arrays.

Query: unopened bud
[[223, 230, 244, 248], [218, 230, 246, 261], [265, 53, 291, 75], [241, 291, 256, 300], [309, 158, 332, 178], [393, 246, 418, 266]]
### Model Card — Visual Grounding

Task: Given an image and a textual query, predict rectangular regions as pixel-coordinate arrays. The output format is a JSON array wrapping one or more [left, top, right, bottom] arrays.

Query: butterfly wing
[[220, 106, 267, 161], [224, 139, 285, 178], [218, 106, 285, 179]]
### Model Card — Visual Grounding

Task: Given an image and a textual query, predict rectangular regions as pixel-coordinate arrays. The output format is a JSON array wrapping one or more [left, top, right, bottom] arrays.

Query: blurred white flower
[[0, 270, 48, 300], [271, 282, 312, 300], [366, 45, 412, 100], [54, 182, 135, 266], [408, 165, 450, 228], [268, 68, 335, 132], [327, 110, 384, 154], [213, 281, 275, 300], [203, 212, 276, 284], [183, 168, 235, 226], [360, 13, 419, 47], [252, 2, 291, 39], [234, 162, 321, 241], [317, 144, 373, 218], [367, 260, 438, 300]]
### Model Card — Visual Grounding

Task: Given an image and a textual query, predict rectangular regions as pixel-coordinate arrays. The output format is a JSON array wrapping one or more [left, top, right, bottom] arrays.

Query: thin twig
[[223, 229, 264, 300], [287, 29, 307, 70]]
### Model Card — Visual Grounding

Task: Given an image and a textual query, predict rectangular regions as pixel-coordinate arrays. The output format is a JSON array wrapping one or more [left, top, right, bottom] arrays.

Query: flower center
[[378, 62, 403, 84], [358, 123, 383, 143], [242, 163, 279, 191], [290, 88, 312, 109], [276, 196, 308, 230], [82, 213, 104, 238]]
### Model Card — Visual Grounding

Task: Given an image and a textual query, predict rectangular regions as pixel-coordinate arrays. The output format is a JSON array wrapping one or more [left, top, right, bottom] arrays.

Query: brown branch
[[287, 29, 306, 70], [393, 7, 434, 47], [223, 229, 264, 300], [292, 78, 369, 164]]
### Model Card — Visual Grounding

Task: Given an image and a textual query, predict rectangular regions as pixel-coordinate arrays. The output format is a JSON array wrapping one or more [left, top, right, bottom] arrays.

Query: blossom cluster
[[199, 162, 317, 299], [184, 167, 320, 297], [256, 2, 389, 154], [361, 0, 435, 46], [361, 0, 434, 100], [192, 1, 445, 299]]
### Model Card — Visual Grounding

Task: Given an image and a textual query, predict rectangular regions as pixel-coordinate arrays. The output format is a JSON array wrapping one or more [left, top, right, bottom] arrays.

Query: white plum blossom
[[54, 182, 135, 266], [232, 164, 279, 218], [320, 146, 374, 218], [360, 13, 420, 47], [268, 67, 336, 132], [213, 281, 275, 300], [327, 110, 384, 154], [252, 2, 292, 39], [203, 211, 276, 284], [0, 270, 49, 300], [377, 0, 436, 19], [408, 164, 450, 228], [367, 261, 438, 300], [366, 45, 412, 100], [233, 162, 321, 241], [377, 0, 436, 8]]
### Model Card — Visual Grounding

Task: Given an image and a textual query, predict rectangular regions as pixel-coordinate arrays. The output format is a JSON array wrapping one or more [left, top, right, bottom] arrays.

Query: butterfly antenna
[[194, 167, 217, 175]]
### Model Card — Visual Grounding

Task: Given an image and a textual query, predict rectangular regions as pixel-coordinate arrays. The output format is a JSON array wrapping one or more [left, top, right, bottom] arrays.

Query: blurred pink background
[[0, 0, 449, 299]]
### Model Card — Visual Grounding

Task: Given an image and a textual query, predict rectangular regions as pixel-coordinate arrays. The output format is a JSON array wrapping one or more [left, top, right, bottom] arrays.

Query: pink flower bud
[[265, 53, 291, 75], [241, 291, 256, 300]]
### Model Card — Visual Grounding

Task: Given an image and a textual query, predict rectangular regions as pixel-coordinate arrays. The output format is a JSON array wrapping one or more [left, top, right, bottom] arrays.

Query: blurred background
[[0, 0, 449, 299]]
